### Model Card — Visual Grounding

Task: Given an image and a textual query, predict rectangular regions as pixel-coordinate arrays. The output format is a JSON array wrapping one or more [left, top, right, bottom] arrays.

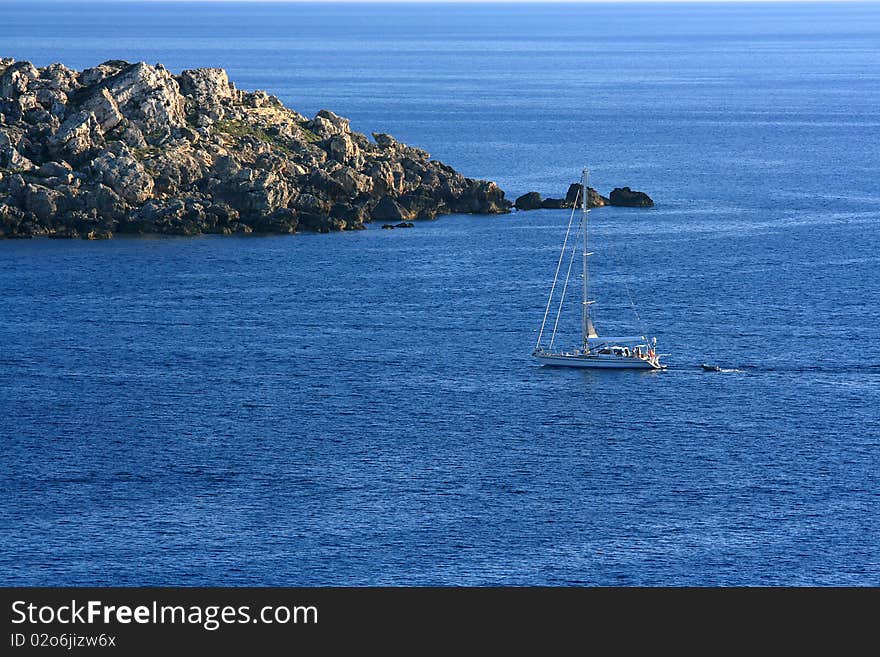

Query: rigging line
[[582, 184, 591, 341], [535, 192, 580, 351], [581, 171, 590, 344], [549, 207, 581, 351], [603, 221, 650, 338]]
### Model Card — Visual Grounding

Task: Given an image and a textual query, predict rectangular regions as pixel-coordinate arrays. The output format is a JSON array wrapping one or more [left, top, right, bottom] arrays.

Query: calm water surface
[[1, 2, 878, 585]]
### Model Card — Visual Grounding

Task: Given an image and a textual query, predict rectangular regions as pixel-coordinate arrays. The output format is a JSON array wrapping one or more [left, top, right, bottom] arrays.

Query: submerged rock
[[0, 57, 512, 238]]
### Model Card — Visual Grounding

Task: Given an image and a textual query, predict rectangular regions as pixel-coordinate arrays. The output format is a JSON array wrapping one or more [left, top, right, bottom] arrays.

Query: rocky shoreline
[[0, 57, 512, 239]]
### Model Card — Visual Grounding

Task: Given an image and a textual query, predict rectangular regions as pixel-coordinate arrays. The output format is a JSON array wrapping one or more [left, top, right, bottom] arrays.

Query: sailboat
[[532, 167, 665, 370]]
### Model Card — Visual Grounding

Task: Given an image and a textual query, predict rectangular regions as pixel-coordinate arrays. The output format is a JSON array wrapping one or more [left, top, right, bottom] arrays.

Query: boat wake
[[623, 363, 750, 374], [684, 363, 880, 374], [699, 364, 745, 373]]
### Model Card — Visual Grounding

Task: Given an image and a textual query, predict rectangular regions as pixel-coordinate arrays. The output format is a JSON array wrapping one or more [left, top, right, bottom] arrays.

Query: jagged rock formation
[[609, 186, 653, 207], [0, 58, 511, 238], [514, 184, 610, 211], [565, 183, 610, 209]]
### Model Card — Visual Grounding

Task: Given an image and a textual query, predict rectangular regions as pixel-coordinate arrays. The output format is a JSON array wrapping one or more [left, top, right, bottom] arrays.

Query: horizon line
[[8, 0, 878, 4]]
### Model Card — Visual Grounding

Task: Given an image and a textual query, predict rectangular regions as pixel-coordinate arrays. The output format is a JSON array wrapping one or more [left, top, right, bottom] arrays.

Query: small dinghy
[[701, 364, 721, 372]]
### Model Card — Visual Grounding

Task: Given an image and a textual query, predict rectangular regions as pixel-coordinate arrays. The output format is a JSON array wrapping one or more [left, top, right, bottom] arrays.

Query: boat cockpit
[[593, 343, 656, 360]]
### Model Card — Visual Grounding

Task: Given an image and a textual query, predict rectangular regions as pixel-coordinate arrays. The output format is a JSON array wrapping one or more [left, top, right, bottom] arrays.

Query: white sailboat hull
[[533, 353, 664, 370]]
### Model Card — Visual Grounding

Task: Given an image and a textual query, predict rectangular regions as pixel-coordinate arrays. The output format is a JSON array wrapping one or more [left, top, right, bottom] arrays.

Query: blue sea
[[1, 2, 879, 586]]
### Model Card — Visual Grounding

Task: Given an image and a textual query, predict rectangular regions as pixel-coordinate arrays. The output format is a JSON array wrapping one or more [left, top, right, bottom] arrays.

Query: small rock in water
[[514, 191, 543, 211], [565, 183, 609, 208], [515, 185, 610, 211], [540, 197, 569, 209], [609, 186, 654, 207]]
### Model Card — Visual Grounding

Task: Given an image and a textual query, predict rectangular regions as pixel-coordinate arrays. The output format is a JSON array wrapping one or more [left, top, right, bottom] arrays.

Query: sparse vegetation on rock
[[0, 57, 512, 238]]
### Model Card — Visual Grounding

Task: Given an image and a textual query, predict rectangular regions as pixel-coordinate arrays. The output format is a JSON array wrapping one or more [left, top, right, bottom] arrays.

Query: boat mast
[[581, 167, 589, 349]]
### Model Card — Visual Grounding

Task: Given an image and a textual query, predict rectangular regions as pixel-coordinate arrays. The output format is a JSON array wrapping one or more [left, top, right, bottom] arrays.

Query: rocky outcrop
[[371, 195, 413, 223], [514, 191, 543, 211], [565, 183, 609, 209], [0, 57, 511, 238], [514, 184, 611, 211], [540, 197, 568, 209], [609, 186, 653, 207]]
